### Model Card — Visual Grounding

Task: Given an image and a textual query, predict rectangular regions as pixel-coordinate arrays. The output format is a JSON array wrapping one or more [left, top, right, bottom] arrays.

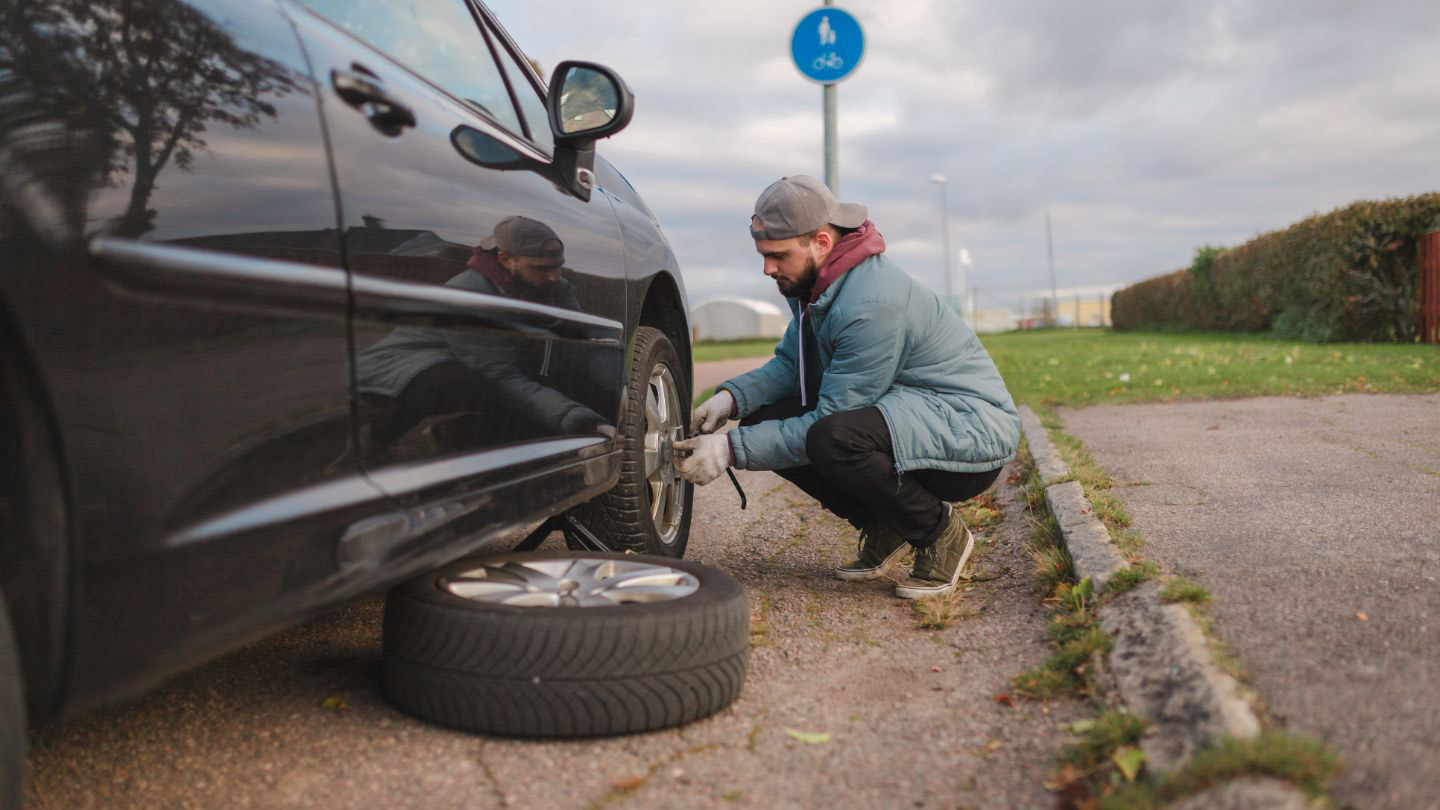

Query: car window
[[296, 0, 524, 134], [482, 20, 554, 154]]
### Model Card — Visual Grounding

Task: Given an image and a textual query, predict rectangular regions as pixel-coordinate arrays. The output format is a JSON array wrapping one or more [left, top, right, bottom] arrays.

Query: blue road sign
[[791, 7, 864, 84]]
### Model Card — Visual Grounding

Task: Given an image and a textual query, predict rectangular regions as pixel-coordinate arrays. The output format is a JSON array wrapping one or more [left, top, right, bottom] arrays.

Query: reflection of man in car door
[[357, 215, 614, 455]]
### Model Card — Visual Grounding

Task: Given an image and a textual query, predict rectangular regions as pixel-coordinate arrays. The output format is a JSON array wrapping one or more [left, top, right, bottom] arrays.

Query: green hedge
[[1112, 193, 1440, 341]]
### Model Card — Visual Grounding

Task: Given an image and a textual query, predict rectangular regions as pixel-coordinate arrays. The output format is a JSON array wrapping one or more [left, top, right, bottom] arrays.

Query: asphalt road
[[27, 454, 1074, 809], [1061, 393, 1440, 810]]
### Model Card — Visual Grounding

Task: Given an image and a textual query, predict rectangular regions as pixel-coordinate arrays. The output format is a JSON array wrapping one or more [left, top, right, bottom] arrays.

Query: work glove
[[690, 389, 736, 434], [673, 434, 730, 486]]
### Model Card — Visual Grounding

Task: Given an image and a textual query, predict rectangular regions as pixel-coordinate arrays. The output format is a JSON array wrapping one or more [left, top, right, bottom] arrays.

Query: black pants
[[740, 399, 1002, 548]]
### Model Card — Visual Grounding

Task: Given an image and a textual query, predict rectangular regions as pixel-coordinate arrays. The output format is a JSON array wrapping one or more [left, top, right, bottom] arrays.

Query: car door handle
[[331, 68, 417, 135]]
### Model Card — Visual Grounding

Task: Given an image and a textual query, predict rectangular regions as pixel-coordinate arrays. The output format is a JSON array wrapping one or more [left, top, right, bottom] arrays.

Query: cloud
[[487, 0, 1440, 312]]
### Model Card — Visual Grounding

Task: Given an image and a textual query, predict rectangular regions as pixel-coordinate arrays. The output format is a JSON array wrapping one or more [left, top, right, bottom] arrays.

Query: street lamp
[[930, 174, 952, 313]]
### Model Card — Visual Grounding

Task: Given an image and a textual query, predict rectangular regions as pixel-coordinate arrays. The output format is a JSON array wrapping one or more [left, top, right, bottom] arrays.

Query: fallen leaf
[[1066, 719, 1096, 734], [1356, 612, 1369, 621], [994, 693, 1013, 706], [320, 696, 347, 711], [610, 774, 647, 792], [1113, 746, 1146, 782], [985, 739, 1001, 752], [784, 728, 831, 745]]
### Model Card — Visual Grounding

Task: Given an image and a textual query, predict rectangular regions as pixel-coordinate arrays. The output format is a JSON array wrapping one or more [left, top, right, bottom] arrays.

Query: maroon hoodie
[[808, 220, 886, 304]]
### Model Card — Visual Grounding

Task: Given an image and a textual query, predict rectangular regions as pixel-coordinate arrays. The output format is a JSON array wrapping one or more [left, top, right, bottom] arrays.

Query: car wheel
[[0, 597, 24, 810], [381, 551, 748, 738], [566, 326, 692, 557]]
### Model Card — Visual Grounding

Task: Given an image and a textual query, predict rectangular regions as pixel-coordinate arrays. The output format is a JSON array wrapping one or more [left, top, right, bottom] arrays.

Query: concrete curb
[[1044, 481, 1128, 591], [1019, 406, 1070, 486], [1017, 405, 1302, 803], [1101, 583, 1261, 772]]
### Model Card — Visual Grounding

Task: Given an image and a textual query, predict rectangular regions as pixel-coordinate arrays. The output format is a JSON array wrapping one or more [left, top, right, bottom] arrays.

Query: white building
[[691, 296, 789, 342], [972, 307, 1019, 333]]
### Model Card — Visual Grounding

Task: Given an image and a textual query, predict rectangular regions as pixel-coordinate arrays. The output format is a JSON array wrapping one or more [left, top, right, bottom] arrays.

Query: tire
[[381, 551, 748, 738], [0, 598, 24, 810], [567, 326, 693, 557]]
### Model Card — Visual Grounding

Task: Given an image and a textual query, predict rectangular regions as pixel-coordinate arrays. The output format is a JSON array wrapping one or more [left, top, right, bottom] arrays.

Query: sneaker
[[833, 521, 908, 581], [894, 505, 974, 599]]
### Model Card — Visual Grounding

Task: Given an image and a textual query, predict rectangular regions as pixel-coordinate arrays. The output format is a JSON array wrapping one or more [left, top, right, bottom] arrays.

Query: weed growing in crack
[[1160, 576, 1212, 605], [1071, 731, 1342, 809], [911, 588, 978, 630], [1050, 710, 1150, 802], [1160, 731, 1340, 800], [1103, 561, 1159, 597], [1014, 578, 1114, 699]]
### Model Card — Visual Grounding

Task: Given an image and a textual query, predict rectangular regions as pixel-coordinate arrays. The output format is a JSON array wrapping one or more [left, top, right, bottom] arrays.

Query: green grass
[[981, 328, 1440, 407], [692, 339, 778, 363], [1160, 576, 1212, 605]]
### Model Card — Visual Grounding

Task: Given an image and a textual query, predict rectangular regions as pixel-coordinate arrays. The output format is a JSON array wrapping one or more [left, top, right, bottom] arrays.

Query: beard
[[775, 256, 819, 300]]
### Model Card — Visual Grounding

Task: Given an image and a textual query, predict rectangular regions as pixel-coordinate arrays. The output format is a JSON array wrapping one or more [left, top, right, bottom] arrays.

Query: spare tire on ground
[[381, 551, 749, 738]]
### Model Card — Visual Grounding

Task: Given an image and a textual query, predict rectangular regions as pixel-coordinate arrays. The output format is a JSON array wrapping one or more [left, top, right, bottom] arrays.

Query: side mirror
[[547, 61, 634, 145], [545, 61, 634, 201]]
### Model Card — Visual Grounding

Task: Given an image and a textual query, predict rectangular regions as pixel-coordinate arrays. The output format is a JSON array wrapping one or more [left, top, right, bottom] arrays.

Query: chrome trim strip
[[88, 235, 349, 311], [169, 475, 386, 546], [351, 274, 624, 338], [365, 436, 606, 497], [90, 235, 347, 290], [169, 437, 613, 546]]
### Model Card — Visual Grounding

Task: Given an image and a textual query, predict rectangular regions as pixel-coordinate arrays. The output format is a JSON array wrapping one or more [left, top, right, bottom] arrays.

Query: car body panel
[[0, 0, 685, 719]]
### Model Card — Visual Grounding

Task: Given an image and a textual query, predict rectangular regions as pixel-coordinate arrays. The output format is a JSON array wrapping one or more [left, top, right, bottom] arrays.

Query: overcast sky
[[487, 0, 1440, 314]]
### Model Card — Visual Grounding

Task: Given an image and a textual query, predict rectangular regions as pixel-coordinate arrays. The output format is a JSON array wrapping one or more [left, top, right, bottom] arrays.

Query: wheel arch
[[0, 300, 74, 723], [635, 271, 692, 395]]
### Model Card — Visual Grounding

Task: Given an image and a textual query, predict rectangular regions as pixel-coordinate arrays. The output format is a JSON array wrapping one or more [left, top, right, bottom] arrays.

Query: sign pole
[[822, 0, 837, 193], [792, 4, 862, 195], [823, 85, 837, 193]]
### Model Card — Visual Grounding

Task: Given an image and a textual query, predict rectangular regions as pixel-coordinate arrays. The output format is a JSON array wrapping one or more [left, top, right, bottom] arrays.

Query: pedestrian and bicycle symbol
[[791, 7, 864, 84]]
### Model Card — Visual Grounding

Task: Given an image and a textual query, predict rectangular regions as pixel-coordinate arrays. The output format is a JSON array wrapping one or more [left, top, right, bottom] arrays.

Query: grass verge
[[981, 328, 1440, 407], [692, 339, 777, 363]]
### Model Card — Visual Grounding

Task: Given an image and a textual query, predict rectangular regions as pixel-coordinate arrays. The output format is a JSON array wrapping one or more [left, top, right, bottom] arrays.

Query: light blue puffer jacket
[[720, 253, 1019, 474]]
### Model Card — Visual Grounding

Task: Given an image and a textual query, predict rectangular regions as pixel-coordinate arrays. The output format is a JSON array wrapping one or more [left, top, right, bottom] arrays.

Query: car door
[[0, 0, 393, 706], [283, 0, 628, 550]]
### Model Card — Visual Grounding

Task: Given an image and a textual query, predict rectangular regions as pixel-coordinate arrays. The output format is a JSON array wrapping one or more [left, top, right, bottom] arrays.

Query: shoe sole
[[832, 542, 910, 582], [894, 524, 974, 599]]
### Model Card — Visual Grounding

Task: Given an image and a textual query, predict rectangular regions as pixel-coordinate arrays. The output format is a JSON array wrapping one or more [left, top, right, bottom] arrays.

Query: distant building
[[972, 307, 1019, 333], [691, 296, 789, 342], [1020, 285, 1125, 328]]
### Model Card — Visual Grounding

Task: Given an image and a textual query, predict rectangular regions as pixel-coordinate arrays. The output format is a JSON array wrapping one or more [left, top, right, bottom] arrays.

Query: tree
[[0, 0, 298, 237]]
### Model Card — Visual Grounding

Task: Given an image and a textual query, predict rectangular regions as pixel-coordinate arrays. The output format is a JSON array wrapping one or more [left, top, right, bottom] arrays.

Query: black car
[[0, 0, 742, 795]]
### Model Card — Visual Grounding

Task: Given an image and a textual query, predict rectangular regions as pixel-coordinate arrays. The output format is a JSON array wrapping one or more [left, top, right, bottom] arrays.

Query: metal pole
[[824, 86, 837, 193], [822, 0, 837, 193], [932, 177, 952, 312], [1045, 210, 1058, 328]]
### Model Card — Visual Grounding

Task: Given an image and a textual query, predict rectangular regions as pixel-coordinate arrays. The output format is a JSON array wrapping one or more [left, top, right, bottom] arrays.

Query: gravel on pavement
[[27, 455, 1076, 809]]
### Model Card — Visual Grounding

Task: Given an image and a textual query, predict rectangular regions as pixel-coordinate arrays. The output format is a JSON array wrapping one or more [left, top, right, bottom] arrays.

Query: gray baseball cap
[[481, 215, 565, 267], [749, 175, 868, 240]]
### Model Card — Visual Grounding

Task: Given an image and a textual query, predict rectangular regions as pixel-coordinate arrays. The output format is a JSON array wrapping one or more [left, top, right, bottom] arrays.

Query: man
[[356, 215, 613, 450], [674, 177, 1019, 599]]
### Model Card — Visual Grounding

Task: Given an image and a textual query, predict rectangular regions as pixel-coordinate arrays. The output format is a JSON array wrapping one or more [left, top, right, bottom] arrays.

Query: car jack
[[512, 513, 614, 553]]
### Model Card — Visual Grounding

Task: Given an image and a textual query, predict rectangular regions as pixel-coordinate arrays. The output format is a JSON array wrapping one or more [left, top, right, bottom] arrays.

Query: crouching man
[[675, 176, 1020, 599]]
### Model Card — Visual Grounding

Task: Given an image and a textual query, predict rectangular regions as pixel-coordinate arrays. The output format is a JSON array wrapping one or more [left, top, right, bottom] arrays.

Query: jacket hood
[[467, 247, 575, 308], [809, 220, 884, 304], [468, 247, 515, 293]]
